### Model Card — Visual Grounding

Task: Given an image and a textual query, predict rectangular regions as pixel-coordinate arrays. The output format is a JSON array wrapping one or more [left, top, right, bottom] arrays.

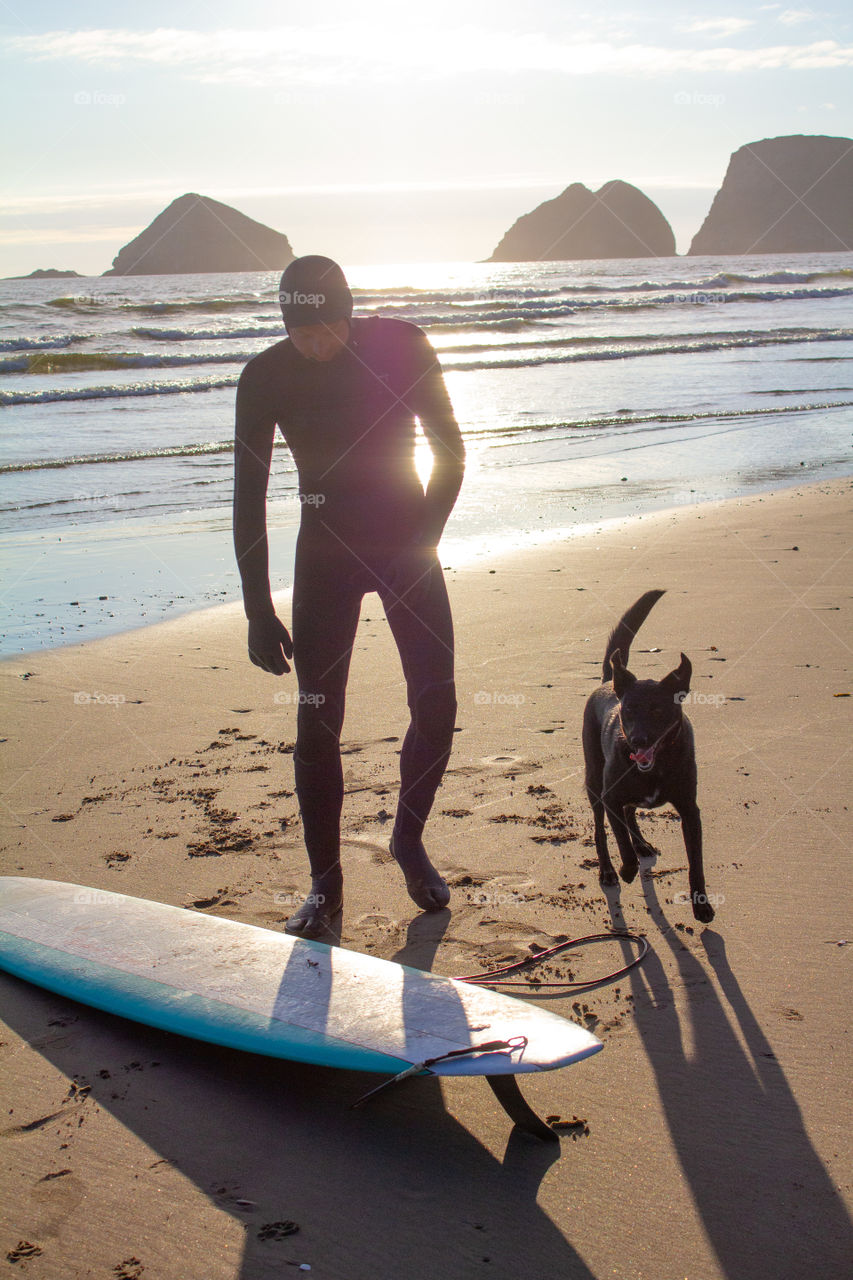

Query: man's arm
[[406, 331, 466, 548], [380, 331, 465, 605], [233, 364, 293, 673]]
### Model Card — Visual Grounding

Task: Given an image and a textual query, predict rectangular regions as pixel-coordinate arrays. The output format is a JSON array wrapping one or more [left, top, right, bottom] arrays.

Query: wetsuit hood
[[279, 256, 353, 330]]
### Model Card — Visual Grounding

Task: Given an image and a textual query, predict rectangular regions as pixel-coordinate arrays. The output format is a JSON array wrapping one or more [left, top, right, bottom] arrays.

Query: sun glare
[[415, 429, 433, 490]]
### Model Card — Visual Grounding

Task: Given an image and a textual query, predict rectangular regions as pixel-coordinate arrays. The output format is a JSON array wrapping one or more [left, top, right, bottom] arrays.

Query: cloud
[[778, 8, 817, 23], [4, 25, 853, 83], [677, 18, 755, 38]]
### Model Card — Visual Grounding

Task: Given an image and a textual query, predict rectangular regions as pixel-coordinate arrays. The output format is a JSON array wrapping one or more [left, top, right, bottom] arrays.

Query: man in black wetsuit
[[233, 256, 465, 939]]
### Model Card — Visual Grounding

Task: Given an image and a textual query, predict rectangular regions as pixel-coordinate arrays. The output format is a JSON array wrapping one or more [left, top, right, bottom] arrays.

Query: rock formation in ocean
[[103, 193, 295, 275], [488, 180, 675, 261], [689, 135, 852, 255], [7, 268, 82, 279]]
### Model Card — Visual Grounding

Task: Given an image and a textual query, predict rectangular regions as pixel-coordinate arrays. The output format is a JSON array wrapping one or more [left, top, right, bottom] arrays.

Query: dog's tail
[[602, 590, 666, 681]]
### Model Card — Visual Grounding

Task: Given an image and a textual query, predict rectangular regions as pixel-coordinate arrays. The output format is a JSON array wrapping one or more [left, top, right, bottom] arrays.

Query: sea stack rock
[[689, 135, 853, 255], [489, 180, 675, 261], [9, 267, 82, 279], [104, 193, 295, 275]]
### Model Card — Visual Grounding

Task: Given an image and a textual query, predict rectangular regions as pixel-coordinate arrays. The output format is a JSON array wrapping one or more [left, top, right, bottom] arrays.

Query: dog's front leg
[[623, 805, 658, 860], [587, 787, 618, 886], [679, 800, 714, 923], [604, 800, 640, 884]]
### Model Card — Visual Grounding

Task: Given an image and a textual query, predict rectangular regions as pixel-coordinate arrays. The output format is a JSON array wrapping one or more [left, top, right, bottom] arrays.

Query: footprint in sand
[[7, 1242, 43, 1263], [104, 851, 131, 867], [113, 1259, 145, 1280], [479, 755, 543, 778], [351, 912, 405, 953], [340, 836, 394, 864], [31, 1169, 87, 1234]]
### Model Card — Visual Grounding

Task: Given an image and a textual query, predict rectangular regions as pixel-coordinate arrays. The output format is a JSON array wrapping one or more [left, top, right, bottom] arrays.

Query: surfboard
[[0, 877, 602, 1136]]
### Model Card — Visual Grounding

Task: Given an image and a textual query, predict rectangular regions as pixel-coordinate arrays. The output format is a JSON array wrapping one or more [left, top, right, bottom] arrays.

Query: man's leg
[[286, 549, 362, 938], [380, 556, 456, 912]]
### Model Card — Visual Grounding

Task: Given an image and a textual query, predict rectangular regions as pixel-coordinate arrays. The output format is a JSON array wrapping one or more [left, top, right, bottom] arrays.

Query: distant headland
[[488, 180, 675, 261], [6, 268, 83, 279], [688, 134, 852, 255], [102, 193, 295, 276]]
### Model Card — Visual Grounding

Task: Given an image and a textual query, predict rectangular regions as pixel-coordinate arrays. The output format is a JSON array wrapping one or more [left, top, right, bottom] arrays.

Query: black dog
[[582, 590, 715, 923]]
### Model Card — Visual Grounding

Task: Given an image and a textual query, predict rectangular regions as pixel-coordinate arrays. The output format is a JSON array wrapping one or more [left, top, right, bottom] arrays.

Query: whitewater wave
[[0, 335, 81, 353], [2, 327, 849, 405], [0, 349, 255, 376], [353, 268, 853, 302], [4, 327, 767, 373], [5, 398, 852, 475], [1, 439, 241, 473], [446, 328, 853, 372], [0, 375, 238, 406], [45, 295, 272, 314], [131, 323, 283, 341]]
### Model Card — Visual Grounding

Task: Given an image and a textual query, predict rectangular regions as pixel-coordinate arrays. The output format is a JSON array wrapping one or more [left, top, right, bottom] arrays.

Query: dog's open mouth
[[629, 746, 657, 772]]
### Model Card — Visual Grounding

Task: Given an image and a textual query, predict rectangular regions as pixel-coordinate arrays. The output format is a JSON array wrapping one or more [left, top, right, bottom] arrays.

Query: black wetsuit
[[235, 316, 463, 876]]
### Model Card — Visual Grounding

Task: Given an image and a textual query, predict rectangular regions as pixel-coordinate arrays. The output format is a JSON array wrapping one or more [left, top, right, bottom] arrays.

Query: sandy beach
[[1, 477, 851, 1280]]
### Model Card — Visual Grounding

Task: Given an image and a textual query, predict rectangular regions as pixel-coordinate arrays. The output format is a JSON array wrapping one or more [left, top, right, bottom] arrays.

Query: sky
[[2, 0, 852, 274]]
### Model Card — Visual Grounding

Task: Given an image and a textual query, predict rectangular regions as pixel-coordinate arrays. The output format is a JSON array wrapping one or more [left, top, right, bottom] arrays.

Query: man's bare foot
[[390, 833, 450, 911], [284, 871, 343, 941]]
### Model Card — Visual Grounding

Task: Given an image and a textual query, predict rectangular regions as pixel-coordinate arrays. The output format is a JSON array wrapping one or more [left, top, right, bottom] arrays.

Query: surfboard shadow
[[1, 952, 594, 1279], [607, 878, 853, 1280]]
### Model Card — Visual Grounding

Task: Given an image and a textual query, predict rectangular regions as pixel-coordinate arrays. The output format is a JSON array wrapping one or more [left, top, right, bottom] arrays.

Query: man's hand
[[247, 612, 293, 675], [381, 544, 438, 607]]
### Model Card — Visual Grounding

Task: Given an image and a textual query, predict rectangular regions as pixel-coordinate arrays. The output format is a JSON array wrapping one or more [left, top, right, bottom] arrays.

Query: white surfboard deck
[[0, 878, 602, 1078]]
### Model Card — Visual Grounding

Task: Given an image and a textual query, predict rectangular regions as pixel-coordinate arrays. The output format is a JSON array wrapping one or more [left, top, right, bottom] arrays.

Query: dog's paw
[[619, 861, 639, 884], [634, 840, 658, 860], [599, 867, 619, 887], [693, 897, 715, 924]]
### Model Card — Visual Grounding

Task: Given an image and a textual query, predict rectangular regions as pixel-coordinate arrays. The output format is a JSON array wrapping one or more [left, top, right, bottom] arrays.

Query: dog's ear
[[611, 648, 636, 697], [660, 652, 692, 699]]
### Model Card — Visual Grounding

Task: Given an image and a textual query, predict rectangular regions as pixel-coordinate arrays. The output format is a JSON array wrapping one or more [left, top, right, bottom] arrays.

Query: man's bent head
[[286, 318, 350, 363], [279, 256, 353, 362], [279, 256, 352, 327]]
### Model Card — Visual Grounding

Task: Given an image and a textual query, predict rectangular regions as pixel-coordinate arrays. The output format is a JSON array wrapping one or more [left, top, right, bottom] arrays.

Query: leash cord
[[454, 930, 649, 988]]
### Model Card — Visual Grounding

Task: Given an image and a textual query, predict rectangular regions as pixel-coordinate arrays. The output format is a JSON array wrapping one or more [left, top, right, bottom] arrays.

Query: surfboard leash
[[351, 1036, 529, 1108], [454, 930, 649, 988]]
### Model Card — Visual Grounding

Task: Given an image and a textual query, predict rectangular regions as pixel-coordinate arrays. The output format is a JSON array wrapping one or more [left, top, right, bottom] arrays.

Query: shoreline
[[2, 474, 851, 1279], [4, 464, 851, 658]]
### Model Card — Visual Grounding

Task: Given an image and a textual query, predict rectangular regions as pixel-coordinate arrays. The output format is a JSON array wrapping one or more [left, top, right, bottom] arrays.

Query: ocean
[[1, 253, 851, 654]]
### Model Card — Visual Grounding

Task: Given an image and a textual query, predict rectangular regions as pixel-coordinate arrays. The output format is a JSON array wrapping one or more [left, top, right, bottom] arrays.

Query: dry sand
[[1, 478, 851, 1279]]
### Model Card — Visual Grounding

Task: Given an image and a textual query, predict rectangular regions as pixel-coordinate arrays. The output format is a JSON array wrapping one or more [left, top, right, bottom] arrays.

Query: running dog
[[582, 590, 715, 923]]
